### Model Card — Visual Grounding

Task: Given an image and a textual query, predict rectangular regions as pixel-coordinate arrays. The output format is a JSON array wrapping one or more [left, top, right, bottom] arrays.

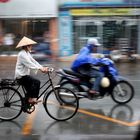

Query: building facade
[[1, 0, 140, 57], [0, 0, 58, 56], [59, 0, 140, 56]]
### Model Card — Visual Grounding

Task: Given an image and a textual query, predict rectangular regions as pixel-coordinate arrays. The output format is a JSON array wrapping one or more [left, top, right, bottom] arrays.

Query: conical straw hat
[[16, 36, 37, 48]]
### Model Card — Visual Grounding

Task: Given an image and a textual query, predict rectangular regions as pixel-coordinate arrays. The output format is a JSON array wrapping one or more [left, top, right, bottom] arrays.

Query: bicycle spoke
[[8, 92, 17, 102], [10, 99, 22, 104], [7, 106, 21, 112], [10, 104, 22, 108], [0, 106, 5, 109], [2, 88, 9, 101]]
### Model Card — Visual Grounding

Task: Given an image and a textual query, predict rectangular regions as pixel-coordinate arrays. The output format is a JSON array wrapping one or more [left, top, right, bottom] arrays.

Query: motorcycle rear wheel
[[111, 80, 134, 104]]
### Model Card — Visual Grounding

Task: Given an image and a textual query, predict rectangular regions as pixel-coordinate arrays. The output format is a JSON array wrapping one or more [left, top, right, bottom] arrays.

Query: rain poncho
[[71, 44, 118, 77], [71, 44, 101, 72], [99, 58, 118, 77]]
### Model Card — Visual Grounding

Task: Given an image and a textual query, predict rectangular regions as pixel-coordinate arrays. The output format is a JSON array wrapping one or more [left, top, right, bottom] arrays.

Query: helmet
[[100, 77, 110, 88], [87, 38, 101, 46]]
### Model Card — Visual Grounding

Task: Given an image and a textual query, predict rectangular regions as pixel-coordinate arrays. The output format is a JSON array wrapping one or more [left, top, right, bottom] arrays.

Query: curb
[[0, 54, 140, 62]]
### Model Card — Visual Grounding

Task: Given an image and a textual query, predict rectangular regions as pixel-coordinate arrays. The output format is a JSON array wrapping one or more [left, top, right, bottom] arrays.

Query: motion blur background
[[0, 0, 140, 60]]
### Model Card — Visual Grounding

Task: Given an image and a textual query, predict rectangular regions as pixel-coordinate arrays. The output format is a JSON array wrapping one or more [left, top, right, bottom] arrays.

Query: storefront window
[[0, 19, 49, 52], [72, 17, 138, 54], [73, 18, 97, 53]]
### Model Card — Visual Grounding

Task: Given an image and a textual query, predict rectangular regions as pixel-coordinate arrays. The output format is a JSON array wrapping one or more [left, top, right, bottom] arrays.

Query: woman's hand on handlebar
[[40, 67, 49, 73], [40, 67, 54, 73]]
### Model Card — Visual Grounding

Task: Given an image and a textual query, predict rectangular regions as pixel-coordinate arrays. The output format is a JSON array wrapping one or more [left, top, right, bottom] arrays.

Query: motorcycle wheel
[[111, 80, 134, 104]]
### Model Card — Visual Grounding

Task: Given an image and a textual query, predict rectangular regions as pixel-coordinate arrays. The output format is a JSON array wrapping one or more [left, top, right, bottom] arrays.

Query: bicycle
[[0, 68, 79, 121]]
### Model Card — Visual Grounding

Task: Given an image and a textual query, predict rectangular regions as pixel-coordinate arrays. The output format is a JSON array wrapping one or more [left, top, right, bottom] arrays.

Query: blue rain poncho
[[99, 58, 118, 77], [71, 44, 118, 77], [71, 44, 101, 72]]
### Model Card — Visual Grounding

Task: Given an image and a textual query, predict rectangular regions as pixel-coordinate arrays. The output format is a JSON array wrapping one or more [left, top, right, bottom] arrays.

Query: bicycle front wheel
[[43, 87, 79, 121], [0, 86, 23, 121]]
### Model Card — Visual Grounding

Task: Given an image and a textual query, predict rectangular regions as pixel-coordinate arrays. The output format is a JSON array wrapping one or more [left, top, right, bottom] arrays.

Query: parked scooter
[[57, 58, 134, 104]]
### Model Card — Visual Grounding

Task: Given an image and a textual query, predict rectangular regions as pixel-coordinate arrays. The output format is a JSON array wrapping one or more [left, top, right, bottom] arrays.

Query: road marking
[[21, 106, 38, 135], [77, 108, 140, 127], [129, 120, 140, 126], [47, 101, 140, 127], [21, 101, 140, 135]]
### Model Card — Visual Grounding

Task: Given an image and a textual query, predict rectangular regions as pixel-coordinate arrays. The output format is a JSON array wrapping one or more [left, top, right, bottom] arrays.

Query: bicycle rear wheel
[[43, 87, 79, 121], [0, 86, 23, 121]]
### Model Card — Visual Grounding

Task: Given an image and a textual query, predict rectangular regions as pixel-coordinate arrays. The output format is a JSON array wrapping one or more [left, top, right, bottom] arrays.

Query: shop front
[[0, 0, 58, 56], [59, 0, 140, 56]]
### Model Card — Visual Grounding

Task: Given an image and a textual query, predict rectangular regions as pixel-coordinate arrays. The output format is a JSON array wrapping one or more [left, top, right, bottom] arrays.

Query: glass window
[[72, 17, 138, 54], [0, 19, 49, 52], [73, 18, 97, 53]]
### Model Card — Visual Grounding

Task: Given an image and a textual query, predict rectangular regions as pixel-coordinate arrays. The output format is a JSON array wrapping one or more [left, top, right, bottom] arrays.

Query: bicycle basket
[[0, 79, 18, 87]]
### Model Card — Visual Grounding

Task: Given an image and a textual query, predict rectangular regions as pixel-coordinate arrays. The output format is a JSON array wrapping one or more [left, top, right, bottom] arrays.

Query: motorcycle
[[57, 58, 134, 104]]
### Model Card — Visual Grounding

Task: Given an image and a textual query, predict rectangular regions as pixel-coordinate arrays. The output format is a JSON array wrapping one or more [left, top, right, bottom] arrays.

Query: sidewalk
[[58, 54, 140, 63], [0, 52, 140, 63]]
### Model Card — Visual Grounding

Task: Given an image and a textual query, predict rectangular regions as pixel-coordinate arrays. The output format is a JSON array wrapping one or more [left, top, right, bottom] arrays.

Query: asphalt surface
[[0, 56, 140, 140]]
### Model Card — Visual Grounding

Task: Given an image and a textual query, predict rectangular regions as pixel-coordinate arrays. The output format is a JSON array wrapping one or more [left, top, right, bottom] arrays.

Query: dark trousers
[[78, 64, 104, 91], [18, 75, 40, 98]]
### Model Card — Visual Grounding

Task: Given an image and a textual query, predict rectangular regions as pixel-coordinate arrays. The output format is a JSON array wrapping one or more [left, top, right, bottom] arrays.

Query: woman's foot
[[88, 90, 99, 96], [28, 98, 42, 104]]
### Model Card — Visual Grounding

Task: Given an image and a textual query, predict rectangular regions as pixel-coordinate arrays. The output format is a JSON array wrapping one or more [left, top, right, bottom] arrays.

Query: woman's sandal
[[88, 90, 99, 95], [28, 99, 42, 104]]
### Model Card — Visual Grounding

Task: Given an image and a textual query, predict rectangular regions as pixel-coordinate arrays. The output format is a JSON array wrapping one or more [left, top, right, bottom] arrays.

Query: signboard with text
[[70, 8, 140, 16]]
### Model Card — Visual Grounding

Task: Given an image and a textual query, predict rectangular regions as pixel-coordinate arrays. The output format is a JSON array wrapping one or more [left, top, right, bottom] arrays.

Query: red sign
[[0, 0, 10, 2]]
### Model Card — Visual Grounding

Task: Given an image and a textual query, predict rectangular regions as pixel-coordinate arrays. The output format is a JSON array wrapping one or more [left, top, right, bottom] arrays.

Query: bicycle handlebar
[[48, 67, 54, 73], [43, 67, 55, 75]]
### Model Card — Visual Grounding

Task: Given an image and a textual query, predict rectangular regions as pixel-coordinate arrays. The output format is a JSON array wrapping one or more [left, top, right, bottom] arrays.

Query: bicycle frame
[[0, 71, 79, 121], [15, 71, 59, 101], [37, 72, 59, 101]]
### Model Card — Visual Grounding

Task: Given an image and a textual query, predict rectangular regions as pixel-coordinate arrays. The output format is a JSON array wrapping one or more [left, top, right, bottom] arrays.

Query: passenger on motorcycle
[[71, 38, 104, 96]]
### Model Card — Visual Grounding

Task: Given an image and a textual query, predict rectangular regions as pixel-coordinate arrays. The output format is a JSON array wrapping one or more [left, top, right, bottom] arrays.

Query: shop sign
[[70, 8, 140, 16]]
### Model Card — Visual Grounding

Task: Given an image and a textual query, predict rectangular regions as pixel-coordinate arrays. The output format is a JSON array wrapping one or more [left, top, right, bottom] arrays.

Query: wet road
[[0, 57, 140, 140]]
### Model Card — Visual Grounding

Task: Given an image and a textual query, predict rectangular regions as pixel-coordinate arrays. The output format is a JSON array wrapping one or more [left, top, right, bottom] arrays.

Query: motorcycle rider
[[71, 38, 104, 96]]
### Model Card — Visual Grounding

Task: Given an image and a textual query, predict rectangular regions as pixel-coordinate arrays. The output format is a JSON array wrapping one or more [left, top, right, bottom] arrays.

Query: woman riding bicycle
[[15, 36, 48, 104]]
